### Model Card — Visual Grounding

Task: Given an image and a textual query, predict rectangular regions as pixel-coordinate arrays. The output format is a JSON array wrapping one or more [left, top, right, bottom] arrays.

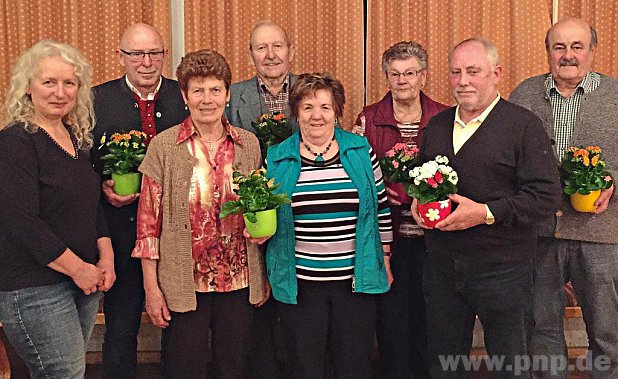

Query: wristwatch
[[484, 204, 495, 225]]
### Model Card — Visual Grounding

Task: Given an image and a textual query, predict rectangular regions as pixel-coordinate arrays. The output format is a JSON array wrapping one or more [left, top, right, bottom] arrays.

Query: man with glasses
[[91, 22, 187, 379]]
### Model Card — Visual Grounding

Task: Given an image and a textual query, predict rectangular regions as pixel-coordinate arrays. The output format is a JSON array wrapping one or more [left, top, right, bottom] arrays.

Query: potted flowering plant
[[251, 112, 293, 151], [379, 142, 420, 182], [220, 169, 291, 238], [561, 145, 613, 212], [99, 130, 147, 195], [405, 155, 459, 228]]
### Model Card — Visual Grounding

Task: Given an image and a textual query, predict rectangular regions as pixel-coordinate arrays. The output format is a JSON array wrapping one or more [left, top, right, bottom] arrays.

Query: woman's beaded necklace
[[394, 108, 422, 125], [38, 125, 79, 160], [301, 134, 335, 167]]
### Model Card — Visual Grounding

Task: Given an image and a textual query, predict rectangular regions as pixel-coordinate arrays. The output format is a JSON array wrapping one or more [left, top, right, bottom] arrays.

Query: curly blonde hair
[[2, 39, 95, 149]]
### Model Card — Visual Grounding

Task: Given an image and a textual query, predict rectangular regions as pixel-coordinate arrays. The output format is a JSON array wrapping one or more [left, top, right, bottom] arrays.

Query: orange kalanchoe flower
[[129, 130, 146, 138], [100, 130, 148, 176], [561, 145, 613, 196], [251, 112, 292, 151], [586, 146, 601, 153]]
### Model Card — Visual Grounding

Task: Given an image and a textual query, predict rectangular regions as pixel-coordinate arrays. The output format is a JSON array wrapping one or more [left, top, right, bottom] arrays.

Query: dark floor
[[83, 361, 590, 379], [85, 363, 159, 379], [4, 358, 590, 378], [4, 340, 590, 379]]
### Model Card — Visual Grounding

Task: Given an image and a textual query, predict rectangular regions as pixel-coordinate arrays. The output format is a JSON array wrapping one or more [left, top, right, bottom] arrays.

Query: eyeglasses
[[120, 49, 165, 62], [387, 69, 424, 80]]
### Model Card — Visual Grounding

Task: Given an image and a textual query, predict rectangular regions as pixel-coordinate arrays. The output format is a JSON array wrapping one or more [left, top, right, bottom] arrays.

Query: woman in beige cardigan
[[131, 49, 268, 378]]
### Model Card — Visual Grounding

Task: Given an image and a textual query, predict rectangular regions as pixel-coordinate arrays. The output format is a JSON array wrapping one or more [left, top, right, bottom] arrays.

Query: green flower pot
[[244, 209, 277, 238], [112, 172, 142, 196]]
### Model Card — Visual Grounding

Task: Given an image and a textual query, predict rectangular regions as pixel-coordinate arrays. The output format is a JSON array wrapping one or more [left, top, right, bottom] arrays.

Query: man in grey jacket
[[225, 20, 298, 133], [510, 18, 617, 378], [225, 21, 298, 377]]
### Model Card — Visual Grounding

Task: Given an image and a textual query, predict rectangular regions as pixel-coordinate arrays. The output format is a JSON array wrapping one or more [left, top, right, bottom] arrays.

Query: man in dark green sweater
[[412, 38, 561, 378]]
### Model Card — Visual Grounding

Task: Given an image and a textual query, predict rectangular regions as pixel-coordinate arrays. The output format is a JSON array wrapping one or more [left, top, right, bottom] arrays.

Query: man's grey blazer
[[225, 74, 299, 133]]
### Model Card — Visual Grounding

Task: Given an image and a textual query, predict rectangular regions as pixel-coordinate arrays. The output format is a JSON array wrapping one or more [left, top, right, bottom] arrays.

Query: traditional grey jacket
[[225, 74, 299, 133], [510, 73, 618, 244]]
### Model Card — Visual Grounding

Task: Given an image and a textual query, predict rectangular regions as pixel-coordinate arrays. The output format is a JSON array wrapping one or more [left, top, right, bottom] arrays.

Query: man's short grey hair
[[448, 37, 500, 68], [381, 41, 428, 73], [544, 22, 598, 51], [249, 20, 291, 50]]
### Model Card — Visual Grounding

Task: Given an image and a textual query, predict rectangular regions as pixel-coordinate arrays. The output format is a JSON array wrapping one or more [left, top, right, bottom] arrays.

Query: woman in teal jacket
[[265, 73, 393, 378]]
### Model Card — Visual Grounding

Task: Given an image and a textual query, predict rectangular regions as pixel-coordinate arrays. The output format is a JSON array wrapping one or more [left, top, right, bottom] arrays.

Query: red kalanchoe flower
[[434, 171, 443, 184], [427, 178, 438, 188]]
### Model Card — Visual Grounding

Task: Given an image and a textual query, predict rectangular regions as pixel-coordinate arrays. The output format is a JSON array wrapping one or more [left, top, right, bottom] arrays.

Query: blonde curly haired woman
[[0, 39, 115, 378]]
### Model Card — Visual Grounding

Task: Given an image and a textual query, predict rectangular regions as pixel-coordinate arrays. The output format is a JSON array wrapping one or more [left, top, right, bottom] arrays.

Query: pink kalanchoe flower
[[434, 171, 443, 184], [427, 178, 438, 188], [605, 175, 612, 182], [406, 146, 419, 156], [393, 142, 407, 150], [385, 150, 396, 158], [392, 161, 400, 169]]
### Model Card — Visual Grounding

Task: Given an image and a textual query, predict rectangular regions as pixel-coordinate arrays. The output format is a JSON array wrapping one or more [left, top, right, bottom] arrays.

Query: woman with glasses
[[353, 41, 448, 378]]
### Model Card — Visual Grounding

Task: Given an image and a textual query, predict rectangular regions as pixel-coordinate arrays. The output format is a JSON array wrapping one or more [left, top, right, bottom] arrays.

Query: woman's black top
[[0, 123, 109, 291]]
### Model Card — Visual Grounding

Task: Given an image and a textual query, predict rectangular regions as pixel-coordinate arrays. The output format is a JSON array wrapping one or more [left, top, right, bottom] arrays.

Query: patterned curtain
[[558, 0, 618, 76], [183, 0, 365, 130], [366, 0, 553, 107], [1, 1, 615, 128], [0, 0, 172, 111]]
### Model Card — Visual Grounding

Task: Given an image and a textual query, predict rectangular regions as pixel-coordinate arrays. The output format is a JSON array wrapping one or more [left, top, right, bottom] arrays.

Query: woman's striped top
[[292, 148, 392, 281]]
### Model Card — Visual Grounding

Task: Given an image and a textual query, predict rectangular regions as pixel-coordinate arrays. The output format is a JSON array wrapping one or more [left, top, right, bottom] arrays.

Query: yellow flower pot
[[569, 190, 601, 213]]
